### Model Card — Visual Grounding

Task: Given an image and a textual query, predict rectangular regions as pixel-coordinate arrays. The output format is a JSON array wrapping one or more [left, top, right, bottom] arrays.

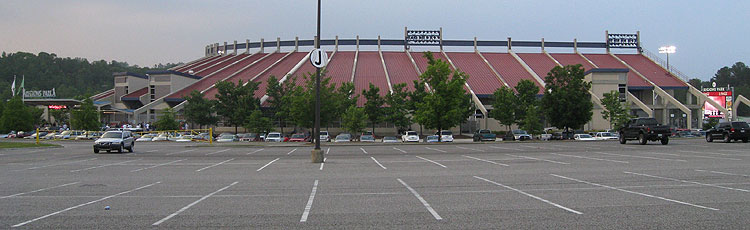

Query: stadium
[[89, 29, 737, 133]]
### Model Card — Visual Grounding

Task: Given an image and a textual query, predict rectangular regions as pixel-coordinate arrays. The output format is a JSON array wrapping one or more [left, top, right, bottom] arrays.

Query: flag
[[20, 75, 25, 97], [11, 75, 15, 96]]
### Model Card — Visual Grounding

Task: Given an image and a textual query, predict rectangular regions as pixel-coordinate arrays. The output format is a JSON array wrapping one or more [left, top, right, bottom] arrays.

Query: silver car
[[93, 131, 135, 153]]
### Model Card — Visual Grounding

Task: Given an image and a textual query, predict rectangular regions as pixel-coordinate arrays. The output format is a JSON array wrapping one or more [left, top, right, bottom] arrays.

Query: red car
[[288, 133, 310, 142]]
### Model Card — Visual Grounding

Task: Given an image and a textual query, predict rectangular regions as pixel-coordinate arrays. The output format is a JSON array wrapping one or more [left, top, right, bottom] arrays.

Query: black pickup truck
[[619, 118, 671, 145]]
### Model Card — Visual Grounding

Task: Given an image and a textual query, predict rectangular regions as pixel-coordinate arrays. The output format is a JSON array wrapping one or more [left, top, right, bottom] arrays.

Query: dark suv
[[706, 121, 749, 143]]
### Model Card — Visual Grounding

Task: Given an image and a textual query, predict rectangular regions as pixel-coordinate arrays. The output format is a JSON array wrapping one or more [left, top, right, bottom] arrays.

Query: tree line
[[688, 61, 750, 116]]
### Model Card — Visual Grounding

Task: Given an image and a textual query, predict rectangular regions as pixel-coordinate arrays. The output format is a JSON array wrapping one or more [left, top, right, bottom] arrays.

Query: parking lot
[[1, 139, 749, 229]]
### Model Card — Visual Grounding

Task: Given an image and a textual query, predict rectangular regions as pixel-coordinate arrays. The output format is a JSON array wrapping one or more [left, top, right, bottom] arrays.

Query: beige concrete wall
[[585, 71, 627, 130], [127, 76, 149, 94], [170, 75, 199, 93]]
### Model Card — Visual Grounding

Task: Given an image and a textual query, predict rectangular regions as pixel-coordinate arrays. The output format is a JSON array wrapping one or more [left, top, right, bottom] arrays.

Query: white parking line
[[167, 149, 196, 155], [462, 155, 509, 166], [397, 178, 442, 220], [506, 154, 569, 165], [489, 146, 523, 151], [360, 148, 368, 154], [319, 158, 327, 170], [131, 159, 186, 172], [1, 182, 80, 199], [547, 153, 629, 163], [393, 147, 407, 153], [370, 157, 387, 169], [645, 152, 741, 161], [287, 148, 298, 155], [146, 150, 159, 153], [195, 158, 235, 172], [206, 149, 230, 155], [474, 176, 582, 214], [425, 147, 447, 153], [326, 147, 330, 155], [695, 169, 750, 177], [246, 149, 264, 155], [594, 152, 686, 162], [14, 181, 160, 227], [26, 158, 97, 170], [300, 180, 319, 222], [416, 156, 447, 168], [70, 159, 140, 172], [153, 181, 237, 226], [551, 174, 719, 211], [716, 149, 747, 153], [456, 146, 485, 152], [678, 150, 733, 156], [257, 158, 280, 171], [624, 171, 750, 193]]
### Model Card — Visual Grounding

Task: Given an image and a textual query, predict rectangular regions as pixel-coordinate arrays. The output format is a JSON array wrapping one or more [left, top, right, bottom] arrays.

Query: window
[[149, 85, 155, 102], [125, 86, 129, 94], [618, 84, 626, 102]]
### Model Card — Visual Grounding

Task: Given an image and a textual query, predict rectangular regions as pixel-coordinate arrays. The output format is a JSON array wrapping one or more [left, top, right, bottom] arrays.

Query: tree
[[541, 64, 593, 132], [244, 109, 273, 134], [362, 83, 384, 134], [266, 75, 297, 133], [154, 108, 179, 131], [521, 105, 543, 136], [288, 71, 356, 132], [214, 80, 260, 133], [600, 90, 634, 130], [408, 79, 428, 135], [490, 86, 516, 131], [0, 96, 32, 132], [385, 83, 412, 134], [183, 90, 217, 129], [341, 106, 368, 136], [413, 52, 473, 141], [49, 108, 69, 126], [70, 98, 100, 131], [514, 79, 540, 126]]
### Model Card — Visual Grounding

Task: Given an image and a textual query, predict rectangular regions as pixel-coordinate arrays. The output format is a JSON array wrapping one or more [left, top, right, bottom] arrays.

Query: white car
[[593, 132, 618, 141], [152, 133, 169, 141], [574, 134, 597, 141], [402, 131, 420, 142], [436, 130, 453, 142], [216, 134, 237, 142], [334, 133, 351, 142], [265, 132, 283, 142], [175, 135, 194, 142], [511, 130, 532, 141], [382, 136, 400, 143], [136, 133, 157, 142], [320, 131, 330, 142], [75, 131, 101, 140]]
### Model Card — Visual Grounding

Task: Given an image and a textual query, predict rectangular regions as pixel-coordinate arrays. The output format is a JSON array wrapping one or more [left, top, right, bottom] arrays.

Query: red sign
[[705, 91, 732, 96], [48, 105, 67, 110], [702, 91, 731, 119]]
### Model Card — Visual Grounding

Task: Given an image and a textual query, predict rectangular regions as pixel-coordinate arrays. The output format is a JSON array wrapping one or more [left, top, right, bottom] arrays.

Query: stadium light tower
[[658, 45, 676, 72]]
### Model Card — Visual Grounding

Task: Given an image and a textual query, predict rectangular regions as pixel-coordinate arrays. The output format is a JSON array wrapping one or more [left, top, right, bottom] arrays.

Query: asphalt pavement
[[1, 138, 749, 229]]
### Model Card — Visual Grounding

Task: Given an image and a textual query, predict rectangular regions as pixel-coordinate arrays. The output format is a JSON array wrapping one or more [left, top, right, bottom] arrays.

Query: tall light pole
[[311, 0, 323, 163], [658, 45, 676, 73]]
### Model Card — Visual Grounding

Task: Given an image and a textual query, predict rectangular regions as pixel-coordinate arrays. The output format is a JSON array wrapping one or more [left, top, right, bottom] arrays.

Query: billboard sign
[[702, 88, 732, 119]]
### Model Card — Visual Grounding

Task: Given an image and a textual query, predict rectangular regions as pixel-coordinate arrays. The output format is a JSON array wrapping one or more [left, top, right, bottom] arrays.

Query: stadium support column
[[246, 39, 250, 53], [605, 30, 610, 53], [474, 37, 477, 52], [636, 31, 642, 54], [404, 27, 408, 51], [541, 38, 545, 52], [223, 42, 228, 55], [260, 38, 264, 53], [574, 39, 578, 53], [295, 37, 299, 52], [233, 40, 238, 54], [335, 35, 339, 52], [276, 37, 280, 53], [507, 37, 512, 51], [439, 27, 443, 52]]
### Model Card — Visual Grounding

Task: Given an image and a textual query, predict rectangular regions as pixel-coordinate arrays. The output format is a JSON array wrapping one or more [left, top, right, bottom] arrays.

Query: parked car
[[289, 133, 310, 142], [93, 131, 135, 153], [593, 132, 618, 141], [135, 133, 156, 142], [473, 129, 496, 142], [42, 132, 58, 140], [335, 133, 352, 142], [194, 133, 214, 141], [706, 121, 749, 143], [402, 131, 420, 142], [152, 133, 170, 141], [175, 135, 194, 142], [507, 130, 531, 141], [265, 132, 284, 142], [382, 136, 400, 143], [436, 130, 453, 142], [216, 134, 237, 142], [24, 131, 48, 139], [360, 134, 376, 142], [236, 133, 252, 141], [54, 130, 72, 139], [574, 134, 597, 141], [618, 118, 671, 145], [320, 131, 330, 142], [424, 135, 439, 143], [0, 131, 16, 138]]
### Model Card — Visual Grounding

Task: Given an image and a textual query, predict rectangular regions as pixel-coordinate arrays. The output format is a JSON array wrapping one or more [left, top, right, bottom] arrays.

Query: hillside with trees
[[0, 51, 181, 100]]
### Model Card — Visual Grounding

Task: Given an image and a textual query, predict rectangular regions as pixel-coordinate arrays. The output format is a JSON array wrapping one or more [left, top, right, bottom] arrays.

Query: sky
[[1, 0, 747, 80]]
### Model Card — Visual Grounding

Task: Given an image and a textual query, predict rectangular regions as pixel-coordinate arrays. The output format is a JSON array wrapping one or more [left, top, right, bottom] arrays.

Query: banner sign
[[701, 87, 731, 92], [406, 30, 441, 48], [607, 33, 638, 48], [23, 88, 56, 98], [702, 90, 732, 119], [48, 105, 67, 110]]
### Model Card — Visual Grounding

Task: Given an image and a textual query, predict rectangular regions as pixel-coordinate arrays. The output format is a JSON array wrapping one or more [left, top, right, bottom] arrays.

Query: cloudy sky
[[1, 0, 747, 80]]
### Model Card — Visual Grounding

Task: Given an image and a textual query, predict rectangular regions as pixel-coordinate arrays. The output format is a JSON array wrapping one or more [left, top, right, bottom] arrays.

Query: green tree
[[490, 86, 516, 131], [541, 64, 593, 132], [385, 83, 412, 133], [362, 83, 384, 134], [288, 71, 356, 131], [514, 79, 540, 126], [49, 109, 69, 126], [0, 96, 32, 132], [703, 117, 719, 130], [28, 106, 44, 127], [214, 80, 260, 133], [265, 75, 297, 133], [183, 90, 217, 129], [244, 109, 273, 134], [521, 104, 543, 136], [154, 108, 179, 131], [600, 90, 634, 129], [408, 79, 428, 135], [70, 98, 100, 131], [413, 52, 473, 141], [341, 106, 368, 136]]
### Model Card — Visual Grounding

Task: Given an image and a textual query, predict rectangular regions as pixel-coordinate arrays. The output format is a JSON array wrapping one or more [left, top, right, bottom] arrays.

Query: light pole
[[658, 45, 676, 73], [311, 0, 323, 163]]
